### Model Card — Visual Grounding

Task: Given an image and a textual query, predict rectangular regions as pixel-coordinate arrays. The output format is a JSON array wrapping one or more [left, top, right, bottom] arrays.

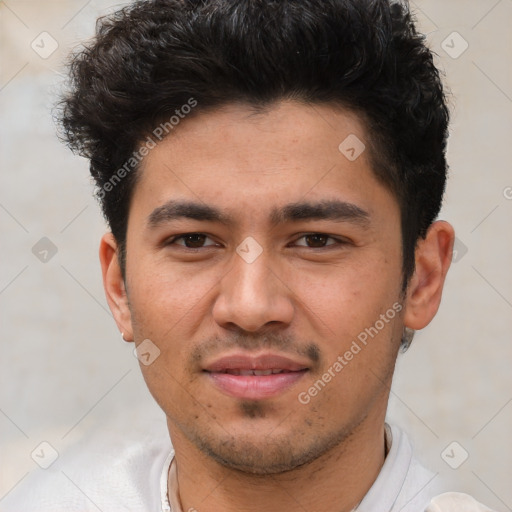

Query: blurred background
[[1, 0, 511, 509]]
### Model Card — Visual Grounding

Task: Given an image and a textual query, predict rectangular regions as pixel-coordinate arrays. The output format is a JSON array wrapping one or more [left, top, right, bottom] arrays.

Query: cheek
[[125, 259, 226, 387], [290, 255, 401, 337], [126, 257, 219, 332]]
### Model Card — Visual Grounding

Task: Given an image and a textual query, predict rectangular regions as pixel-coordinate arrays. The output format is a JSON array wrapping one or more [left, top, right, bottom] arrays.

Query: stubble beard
[[175, 400, 367, 476]]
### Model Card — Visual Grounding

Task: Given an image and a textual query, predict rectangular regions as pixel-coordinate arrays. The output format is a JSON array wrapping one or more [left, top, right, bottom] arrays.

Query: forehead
[[130, 101, 397, 224]]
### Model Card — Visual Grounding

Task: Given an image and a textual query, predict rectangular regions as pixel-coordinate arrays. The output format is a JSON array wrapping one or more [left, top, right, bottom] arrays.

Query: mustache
[[189, 332, 322, 367]]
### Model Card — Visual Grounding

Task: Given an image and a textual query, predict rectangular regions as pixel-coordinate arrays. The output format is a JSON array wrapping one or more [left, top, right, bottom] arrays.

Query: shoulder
[[1, 407, 172, 512], [369, 425, 496, 512], [426, 492, 497, 512]]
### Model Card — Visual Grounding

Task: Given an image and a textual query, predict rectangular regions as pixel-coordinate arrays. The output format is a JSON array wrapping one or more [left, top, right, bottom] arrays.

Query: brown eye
[[183, 234, 207, 247], [304, 234, 330, 247], [171, 233, 217, 248], [294, 234, 338, 248]]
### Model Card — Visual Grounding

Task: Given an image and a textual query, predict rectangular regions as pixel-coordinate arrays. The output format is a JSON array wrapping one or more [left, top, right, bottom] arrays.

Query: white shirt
[[0, 417, 494, 512]]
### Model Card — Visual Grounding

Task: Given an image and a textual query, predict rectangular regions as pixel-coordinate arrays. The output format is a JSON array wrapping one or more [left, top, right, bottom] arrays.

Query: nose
[[212, 251, 295, 333]]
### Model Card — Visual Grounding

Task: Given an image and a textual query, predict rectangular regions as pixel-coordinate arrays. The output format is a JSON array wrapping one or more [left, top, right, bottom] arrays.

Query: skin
[[100, 101, 454, 512]]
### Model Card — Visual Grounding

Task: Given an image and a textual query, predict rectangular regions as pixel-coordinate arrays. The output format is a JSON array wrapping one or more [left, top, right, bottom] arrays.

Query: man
[[3, 0, 497, 510]]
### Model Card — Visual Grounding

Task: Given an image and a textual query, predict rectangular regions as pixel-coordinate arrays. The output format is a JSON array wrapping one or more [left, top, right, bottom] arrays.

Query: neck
[[168, 416, 387, 512]]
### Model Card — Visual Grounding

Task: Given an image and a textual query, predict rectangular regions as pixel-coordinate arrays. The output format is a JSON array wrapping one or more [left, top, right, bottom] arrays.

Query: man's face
[[122, 101, 404, 473]]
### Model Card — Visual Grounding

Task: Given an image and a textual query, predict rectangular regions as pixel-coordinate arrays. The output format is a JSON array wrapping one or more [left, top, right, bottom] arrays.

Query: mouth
[[203, 353, 310, 400], [218, 368, 298, 376]]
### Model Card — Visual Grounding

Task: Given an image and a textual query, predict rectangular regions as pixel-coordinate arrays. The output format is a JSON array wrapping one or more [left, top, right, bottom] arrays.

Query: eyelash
[[166, 233, 219, 249], [165, 232, 348, 249]]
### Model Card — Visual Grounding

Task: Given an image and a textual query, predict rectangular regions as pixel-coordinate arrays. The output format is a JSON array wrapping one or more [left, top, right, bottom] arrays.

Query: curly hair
[[59, 0, 449, 290]]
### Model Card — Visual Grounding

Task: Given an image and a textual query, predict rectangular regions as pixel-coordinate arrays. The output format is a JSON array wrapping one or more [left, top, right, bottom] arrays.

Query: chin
[[185, 419, 353, 475]]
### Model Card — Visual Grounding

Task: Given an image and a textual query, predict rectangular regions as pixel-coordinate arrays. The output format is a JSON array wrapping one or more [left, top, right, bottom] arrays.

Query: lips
[[204, 353, 309, 372], [204, 353, 309, 400], [222, 368, 291, 376]]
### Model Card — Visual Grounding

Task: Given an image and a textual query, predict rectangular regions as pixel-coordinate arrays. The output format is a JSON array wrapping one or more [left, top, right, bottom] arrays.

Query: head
[[60, 0, 454, 475]]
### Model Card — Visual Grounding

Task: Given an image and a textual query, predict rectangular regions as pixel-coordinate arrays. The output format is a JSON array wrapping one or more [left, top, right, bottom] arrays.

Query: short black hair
[[59, 0, 449, 290]]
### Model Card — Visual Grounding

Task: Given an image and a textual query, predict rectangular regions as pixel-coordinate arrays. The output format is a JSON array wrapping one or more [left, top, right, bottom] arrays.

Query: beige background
[[1, 0, 511, 509]]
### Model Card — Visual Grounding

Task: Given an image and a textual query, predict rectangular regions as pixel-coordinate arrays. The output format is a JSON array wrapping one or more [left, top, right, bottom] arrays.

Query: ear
[[99, 233, 134, 342], [403, 221, 455, 330]]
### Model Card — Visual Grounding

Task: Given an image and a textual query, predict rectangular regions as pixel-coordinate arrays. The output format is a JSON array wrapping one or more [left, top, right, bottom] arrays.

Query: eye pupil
[[305, 234, 328, 247], [184, 234, 206, 248]]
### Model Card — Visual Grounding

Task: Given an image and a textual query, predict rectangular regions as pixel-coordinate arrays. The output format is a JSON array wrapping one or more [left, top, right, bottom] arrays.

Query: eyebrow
[[147, 200, 230, 227], [147, 199, 370, 228], [270, 200, 370, 226]]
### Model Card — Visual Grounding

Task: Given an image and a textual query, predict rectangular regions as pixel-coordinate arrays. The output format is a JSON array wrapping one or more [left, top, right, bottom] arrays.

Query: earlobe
[[403, 221, 455, 331], [99, 233, 134, 342]]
